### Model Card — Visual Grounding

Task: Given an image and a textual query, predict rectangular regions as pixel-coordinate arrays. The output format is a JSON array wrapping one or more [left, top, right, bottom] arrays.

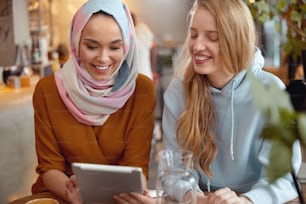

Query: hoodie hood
[[209, 47, 265, 96]]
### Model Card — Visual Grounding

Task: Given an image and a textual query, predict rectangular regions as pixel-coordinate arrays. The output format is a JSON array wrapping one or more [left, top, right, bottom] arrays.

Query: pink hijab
[[54, 0, 138, 126]]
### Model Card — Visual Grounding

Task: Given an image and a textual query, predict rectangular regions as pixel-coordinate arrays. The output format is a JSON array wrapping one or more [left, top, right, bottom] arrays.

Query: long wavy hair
[[175, 0, 258, 178]]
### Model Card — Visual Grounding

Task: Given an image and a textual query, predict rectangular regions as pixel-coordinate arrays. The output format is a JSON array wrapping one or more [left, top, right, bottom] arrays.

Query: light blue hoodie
[[162, 48, 302, 204]]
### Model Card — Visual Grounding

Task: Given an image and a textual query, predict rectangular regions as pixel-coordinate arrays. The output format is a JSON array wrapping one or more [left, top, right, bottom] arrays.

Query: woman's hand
[[65, 175, 83, 204], [207, 187, 252, 204], [197, 194, 208, 204], [113, 189, 156, 204]]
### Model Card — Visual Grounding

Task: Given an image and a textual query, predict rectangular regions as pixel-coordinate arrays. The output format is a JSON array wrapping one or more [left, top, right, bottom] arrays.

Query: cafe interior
[[0, 0, 305, 203]]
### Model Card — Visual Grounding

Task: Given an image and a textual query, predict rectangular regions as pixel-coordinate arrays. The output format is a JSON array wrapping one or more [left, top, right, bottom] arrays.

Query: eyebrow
[[190, 27, 217, 33], [83, 38, 123, 45]]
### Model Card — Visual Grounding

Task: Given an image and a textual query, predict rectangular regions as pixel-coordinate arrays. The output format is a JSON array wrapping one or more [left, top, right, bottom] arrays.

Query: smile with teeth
[[195, 55, 210, 60], [95, 65, 110, 71]]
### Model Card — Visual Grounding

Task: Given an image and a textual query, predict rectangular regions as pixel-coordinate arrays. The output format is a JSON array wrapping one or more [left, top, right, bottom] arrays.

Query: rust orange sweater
[[31, 74, 156, 194]]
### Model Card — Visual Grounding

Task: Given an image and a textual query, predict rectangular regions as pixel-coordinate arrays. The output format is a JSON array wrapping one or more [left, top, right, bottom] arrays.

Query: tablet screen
[[72, 163, 144, 204]]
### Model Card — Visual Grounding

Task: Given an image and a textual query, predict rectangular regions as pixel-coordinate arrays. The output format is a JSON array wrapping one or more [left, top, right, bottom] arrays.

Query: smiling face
[[79, 13, 124, 81], [189, 7, 232, 88]]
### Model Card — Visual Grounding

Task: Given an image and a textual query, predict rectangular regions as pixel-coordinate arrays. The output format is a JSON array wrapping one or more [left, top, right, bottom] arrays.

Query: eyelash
[[209, 37, 218, 42], [86, 45, 98, 50], [190, 34, 197, 39], [85, 45, 121, 51], [110, 47, 121, 50], [190, 34, 218, 42]]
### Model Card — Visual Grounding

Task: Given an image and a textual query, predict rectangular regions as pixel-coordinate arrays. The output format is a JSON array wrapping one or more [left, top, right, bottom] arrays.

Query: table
[[7, 192, 306, 204], [8, 192, 67, 204]]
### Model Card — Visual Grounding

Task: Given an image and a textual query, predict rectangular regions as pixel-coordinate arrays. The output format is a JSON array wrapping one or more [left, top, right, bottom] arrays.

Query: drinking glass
[[156, 149, 197, 204]]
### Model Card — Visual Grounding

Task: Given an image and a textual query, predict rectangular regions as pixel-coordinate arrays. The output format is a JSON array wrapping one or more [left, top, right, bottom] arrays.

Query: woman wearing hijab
[[31, 0, 156, 203]]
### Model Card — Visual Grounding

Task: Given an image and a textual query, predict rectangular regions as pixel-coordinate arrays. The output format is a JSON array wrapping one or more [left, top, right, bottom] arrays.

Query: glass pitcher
[[156, 149, 198, 204]]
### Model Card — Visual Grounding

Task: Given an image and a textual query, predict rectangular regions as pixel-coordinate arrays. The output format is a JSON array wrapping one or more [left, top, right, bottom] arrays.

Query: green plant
[[248, 70, 306, 183], [245, 0, 306, 60], [248, 68, 306, 201], [248, 69, 306, 202]]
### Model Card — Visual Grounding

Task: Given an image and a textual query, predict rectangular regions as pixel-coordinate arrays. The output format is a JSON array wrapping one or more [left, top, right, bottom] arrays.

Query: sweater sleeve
[[32, 76, 66, 174], [242, 140, 301, 204], [118, 74, 156, 178]]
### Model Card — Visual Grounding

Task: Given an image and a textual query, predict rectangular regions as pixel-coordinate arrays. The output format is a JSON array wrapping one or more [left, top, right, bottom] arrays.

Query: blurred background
[[0, 0, 305, 203], [0, 0, 193, 202]]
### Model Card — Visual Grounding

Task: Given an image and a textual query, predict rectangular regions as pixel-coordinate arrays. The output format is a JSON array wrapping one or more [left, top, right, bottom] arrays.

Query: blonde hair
[[175, 0, 258, 178]]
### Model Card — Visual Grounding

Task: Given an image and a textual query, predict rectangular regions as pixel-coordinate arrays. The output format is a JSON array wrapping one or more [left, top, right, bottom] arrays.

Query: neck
[[208, 74, 234, 89]]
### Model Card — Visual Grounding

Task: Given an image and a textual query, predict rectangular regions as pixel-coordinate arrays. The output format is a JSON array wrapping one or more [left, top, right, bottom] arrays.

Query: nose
[[192, 38, 206, 53], [96, 49, 109, 62]]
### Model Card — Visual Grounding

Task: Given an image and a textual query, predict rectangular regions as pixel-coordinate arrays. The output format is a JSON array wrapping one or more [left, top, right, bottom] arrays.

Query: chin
[[93, 75, 109, 81], [193, 68, 208, 75]]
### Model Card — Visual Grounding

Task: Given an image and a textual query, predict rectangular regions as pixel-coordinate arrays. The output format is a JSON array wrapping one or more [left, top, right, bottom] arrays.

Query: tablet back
[[72, 163, 143, 204]]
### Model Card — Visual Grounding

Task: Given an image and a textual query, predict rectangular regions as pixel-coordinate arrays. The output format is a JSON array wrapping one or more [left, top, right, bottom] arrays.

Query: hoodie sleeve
[[241, 139, 301, 204], [162, 79, 205, 195], [243, 67, 302, 203], [162, 79, 184, 151]]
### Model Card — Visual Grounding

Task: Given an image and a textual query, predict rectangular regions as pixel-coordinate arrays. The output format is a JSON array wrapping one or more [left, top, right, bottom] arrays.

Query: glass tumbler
[[156, 149, 197, 204]]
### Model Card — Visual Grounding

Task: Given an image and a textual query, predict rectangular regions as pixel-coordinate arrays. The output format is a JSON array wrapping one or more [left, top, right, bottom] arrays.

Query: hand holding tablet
[[72, 163, 144, 204]]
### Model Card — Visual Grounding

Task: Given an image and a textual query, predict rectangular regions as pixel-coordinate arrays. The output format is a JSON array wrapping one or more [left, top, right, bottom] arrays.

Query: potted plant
[[248, 70, 306, 203], [245, 0, 306, 80]]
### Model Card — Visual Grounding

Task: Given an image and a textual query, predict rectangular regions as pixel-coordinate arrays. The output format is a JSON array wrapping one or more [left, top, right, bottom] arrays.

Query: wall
[[0, 0, 15, 66], [122, 0, 192, 45], [12, 0, 30, 46], [52, 0, 192, 48], [0, 0, 30, 67], [51, 0, 85, 48]]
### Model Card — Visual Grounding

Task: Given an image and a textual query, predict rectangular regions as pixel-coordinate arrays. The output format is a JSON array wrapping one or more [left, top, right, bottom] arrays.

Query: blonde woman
[[162, 0, 302, 203], [117, 0, 301, 203]]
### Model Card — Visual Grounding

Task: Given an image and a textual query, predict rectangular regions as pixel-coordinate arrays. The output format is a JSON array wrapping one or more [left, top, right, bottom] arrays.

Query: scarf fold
[[54, 0, 138, 126]]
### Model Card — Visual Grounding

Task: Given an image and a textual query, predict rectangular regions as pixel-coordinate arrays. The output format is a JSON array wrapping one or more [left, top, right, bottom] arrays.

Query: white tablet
[[72, 162, 144, 204]]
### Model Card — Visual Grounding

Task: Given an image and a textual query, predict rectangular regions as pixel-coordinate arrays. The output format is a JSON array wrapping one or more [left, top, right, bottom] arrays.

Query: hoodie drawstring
[[207, 179, 211, 192], [230, 80, 235, 160]]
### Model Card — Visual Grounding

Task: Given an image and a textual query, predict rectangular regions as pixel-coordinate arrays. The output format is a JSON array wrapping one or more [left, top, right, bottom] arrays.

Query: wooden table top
[[8, 191, 306, 204], [8, 192, 67, 204]]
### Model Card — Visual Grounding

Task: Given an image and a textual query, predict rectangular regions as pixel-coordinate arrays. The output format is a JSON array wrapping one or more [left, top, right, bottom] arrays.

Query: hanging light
[[249, 0, 255, 3]]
